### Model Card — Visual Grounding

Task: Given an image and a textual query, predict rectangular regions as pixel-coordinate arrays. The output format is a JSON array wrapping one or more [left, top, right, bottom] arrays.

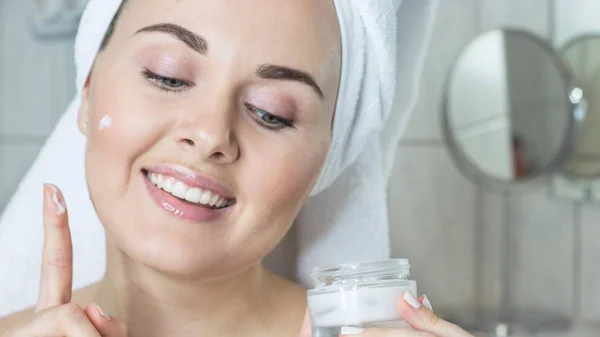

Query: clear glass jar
[[307, 259, 417, 336]]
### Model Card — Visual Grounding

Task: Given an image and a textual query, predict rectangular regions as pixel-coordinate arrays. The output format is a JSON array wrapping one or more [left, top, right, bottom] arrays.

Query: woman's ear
[[77, 76, 92, 135]]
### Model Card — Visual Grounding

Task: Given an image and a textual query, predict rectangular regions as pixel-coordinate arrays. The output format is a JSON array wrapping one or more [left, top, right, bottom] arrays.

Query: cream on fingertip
[[51, 188, 66, 215]]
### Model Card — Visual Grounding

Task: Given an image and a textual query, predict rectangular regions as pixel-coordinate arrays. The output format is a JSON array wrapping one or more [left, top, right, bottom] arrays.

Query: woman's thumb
[[398, 293, 467, 337], [84, 304, 128, 337]]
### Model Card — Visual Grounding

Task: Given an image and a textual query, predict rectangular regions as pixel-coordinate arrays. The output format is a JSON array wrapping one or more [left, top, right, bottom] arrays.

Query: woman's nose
[[176, 117, 240, 164]]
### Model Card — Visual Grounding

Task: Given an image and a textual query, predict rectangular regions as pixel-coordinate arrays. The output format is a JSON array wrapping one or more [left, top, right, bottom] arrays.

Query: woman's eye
[[161, 78, 185, 88], [246, 104, 294, 131], [262, 113, 281, 125], [141, 69, 191, 92]]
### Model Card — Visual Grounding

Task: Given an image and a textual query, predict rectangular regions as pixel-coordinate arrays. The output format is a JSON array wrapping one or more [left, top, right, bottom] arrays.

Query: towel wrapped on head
[[0, 0, 438, 315]]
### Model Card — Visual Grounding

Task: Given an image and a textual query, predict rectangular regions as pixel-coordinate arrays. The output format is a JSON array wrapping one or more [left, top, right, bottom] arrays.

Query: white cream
[[99, 115, 113, 131], [307, 282, 417, 328], [52, 191, 66, 215], [148, 172, 227, 207]]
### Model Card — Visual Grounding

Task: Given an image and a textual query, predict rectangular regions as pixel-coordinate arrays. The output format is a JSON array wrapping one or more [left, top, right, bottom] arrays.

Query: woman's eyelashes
[[141, 68, 295, 131], [245, 104, 295, 131], [141, 68, 193, 92]]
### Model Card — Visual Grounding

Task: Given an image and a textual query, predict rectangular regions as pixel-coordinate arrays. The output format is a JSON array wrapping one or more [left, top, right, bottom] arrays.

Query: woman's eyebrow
[[257, 64, 324, 100], [135, 23, 324, 100], [136, 23, 208, 54]]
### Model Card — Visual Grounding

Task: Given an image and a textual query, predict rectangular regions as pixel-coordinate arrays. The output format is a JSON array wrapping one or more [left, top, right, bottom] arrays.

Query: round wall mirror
[[560, 35, 600, 179], [441, 29, 578, 334], [442, 29, 575, 188]]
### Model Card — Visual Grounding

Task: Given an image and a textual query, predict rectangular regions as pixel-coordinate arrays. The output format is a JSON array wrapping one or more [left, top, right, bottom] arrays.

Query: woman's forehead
[[111, 0, 341, 102], [119, 0, 340, 55]]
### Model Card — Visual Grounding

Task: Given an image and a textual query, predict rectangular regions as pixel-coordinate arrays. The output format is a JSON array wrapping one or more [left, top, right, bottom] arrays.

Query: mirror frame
[[441, 28, 578, 191]]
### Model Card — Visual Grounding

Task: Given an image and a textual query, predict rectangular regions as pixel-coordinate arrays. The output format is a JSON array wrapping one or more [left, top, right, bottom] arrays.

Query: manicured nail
[[95, 304, 111, 320], [340, 326, 364, 335], [404, 292, 422, 309], [422, 295, 433, 310], [43, 184, 52, 213]]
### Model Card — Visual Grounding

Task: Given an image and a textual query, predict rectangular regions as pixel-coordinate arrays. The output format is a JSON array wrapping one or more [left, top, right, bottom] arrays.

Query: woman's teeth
[[147, 172, 229, 208]]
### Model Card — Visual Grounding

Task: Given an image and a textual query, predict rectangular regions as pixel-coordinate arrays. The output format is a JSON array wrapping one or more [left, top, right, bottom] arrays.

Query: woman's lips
[[145, 164, 235, 199], [142, 172, 233, 222]]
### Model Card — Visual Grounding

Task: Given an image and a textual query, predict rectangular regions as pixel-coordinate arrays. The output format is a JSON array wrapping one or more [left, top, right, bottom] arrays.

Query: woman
[[0, 0, 474, 336]]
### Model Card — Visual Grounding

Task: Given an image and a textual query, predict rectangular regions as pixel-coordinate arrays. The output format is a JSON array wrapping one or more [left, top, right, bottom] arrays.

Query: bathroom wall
[[0, 0, 76, 212], [388, 0, 600, 332]]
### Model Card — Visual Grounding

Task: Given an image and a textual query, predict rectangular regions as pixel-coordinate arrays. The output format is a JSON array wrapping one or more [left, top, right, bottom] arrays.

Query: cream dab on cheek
[[99, 115, 113, 131]]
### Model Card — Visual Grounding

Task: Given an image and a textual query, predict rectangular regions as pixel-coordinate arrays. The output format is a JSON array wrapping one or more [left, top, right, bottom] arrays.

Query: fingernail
[[43, 184, 51, 212], [404, 292, 422, 309], [95, 304, 111, 320], [422, 295, 433, 310], [340, 326, 364, 335]]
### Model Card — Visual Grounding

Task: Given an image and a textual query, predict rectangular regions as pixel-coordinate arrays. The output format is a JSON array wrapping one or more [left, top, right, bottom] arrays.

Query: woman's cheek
[[90, 91, 164, 155], [85, 99, 165, 203], [246, 135, 328, 209]]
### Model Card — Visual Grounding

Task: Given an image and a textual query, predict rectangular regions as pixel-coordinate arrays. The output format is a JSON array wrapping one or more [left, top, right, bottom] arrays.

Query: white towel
[[0, 0, 438, 316]]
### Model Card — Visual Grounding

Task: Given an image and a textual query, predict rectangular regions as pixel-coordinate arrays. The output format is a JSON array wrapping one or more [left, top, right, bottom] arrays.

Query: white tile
[[580, 204, 600, 322], [476, 185, 576, 321], [477, 188, 506, 311], [401, 0, 480, 141], [509, 188, 575, 316], [0, 142, 43, 213], [0, 0, 76, 137], [480, 0, 550, 38], [388, 145, 477, 319]]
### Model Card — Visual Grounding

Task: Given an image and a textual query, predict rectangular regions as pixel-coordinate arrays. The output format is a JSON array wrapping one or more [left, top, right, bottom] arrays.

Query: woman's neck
[[91, 240, 307, 337]]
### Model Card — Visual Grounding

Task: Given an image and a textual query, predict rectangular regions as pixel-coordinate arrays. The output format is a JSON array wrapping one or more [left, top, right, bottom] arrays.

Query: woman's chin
[[109, 231, 255, 280]]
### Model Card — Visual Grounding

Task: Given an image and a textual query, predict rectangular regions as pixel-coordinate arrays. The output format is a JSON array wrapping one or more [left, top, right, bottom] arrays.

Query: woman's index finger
[[36, 184, 73, 312]]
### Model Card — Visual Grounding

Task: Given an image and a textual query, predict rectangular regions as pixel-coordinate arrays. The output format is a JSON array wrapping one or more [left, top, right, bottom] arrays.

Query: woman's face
[[78, 0, 341, 279]]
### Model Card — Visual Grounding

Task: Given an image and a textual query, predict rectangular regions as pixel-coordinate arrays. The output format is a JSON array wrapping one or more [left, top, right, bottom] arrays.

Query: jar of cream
[[307, 259, 417, 336]]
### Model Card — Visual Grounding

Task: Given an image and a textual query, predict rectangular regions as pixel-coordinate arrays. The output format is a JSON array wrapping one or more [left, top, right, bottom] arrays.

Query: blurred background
[[1, 0, 600, 336]]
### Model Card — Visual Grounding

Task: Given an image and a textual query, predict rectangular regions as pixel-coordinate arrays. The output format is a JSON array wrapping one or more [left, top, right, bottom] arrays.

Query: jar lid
[[310, 259, 411, 289]]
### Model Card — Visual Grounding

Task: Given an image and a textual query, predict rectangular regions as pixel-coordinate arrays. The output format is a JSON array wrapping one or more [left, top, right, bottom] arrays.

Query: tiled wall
[[0, 0, 76, 212], [389, 0, 481, 318], [388, 0, 600, 332], [1, 0, 599, 332]]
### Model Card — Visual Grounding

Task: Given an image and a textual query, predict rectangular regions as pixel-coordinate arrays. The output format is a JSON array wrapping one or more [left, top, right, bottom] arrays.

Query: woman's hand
[[299, 292, 473, 337], [345, 293, 473, 337], [1, 185, 126, 337]]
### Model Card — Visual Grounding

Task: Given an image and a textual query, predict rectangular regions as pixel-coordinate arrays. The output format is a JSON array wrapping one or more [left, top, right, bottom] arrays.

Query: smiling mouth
[[142, 170, 236, 210]]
